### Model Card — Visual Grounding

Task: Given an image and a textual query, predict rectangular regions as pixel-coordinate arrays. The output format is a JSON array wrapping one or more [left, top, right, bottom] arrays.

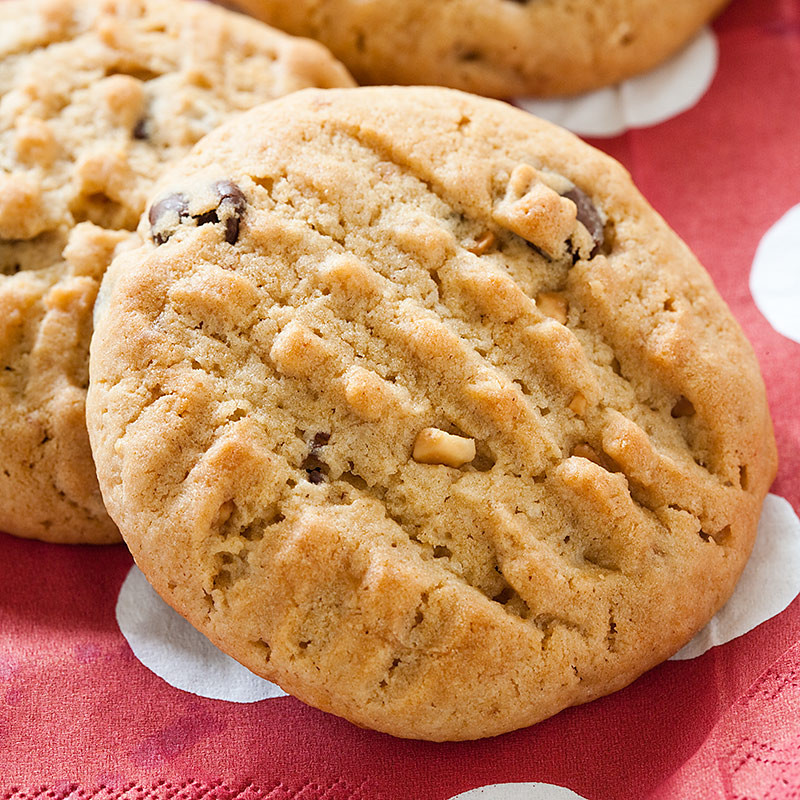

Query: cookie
[[87, 87, 776, 739], [0, 0, 353, 544], [225, 0, 729, 98]]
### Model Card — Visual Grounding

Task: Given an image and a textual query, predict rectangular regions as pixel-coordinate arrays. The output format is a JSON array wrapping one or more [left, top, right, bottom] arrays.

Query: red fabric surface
[[2, 0, 799, 797]]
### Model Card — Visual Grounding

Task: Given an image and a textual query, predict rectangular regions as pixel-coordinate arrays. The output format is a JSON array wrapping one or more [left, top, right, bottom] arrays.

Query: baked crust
[[88, 87, 776, 738], [0, 0, 354, 543], [227, 0, 730, 97]]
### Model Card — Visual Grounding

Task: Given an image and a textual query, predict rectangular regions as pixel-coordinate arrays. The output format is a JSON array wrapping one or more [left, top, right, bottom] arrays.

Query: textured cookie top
[[0, 0, 353, 543], [88, 87, 776, 739], [0, 0, 353, 240], [228, 0, 728, 97]]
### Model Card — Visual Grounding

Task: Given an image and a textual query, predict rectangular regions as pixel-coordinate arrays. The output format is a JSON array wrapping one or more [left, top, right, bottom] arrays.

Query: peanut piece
[[467, 231, 496, 256], [568, 392, 587, 416], [492, 164, 577, 259], [413, 428, 476, 468], [536, 292, 569, 324]]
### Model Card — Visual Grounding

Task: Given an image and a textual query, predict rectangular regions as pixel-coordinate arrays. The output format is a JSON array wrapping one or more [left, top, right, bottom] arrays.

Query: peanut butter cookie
[[87, 87, 776, 738], [226, 0, 729, 97], [0, 0, 353, 543]]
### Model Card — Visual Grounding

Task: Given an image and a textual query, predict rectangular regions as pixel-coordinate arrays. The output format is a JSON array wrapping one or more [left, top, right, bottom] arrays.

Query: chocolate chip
[[194, 209, 218, 226], [149, 181, 247, 246], [149, 193, 189, 245], [132, 118, 148, 140], [302, 432, 330, 483], [192, 180, 247, 245], [306, 468, 325, 485], [214, 180, 246, 245], [562, 186, 604, 256], [311, 432, 331, 449]]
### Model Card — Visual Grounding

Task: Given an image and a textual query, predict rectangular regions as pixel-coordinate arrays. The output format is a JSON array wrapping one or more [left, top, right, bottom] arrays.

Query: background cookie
[[0, 0, 353, 544], [87, 87, 776, 740], [224, 0, 729, 98]]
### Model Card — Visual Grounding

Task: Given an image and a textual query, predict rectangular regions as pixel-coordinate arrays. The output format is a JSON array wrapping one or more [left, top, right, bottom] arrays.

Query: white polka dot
[[750, 204, 800, 344], [449, 783, 587, 800], [515, 28, 718, 137], [116, 565, 286, 702], [671, 494, 800, 660]]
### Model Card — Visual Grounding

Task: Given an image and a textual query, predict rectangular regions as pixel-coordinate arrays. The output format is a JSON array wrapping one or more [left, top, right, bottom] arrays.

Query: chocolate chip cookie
[[0, 0, 353, 543], [225, 0, 729, 97], [87, 87, 776, 739]]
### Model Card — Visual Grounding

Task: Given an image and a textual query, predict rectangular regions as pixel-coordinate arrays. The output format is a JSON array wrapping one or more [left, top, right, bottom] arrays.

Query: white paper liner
[[515, 28, 717, 137], [116, 565, 286, 702], [671, 494, 800, 660], [116, 495, 800, 697]]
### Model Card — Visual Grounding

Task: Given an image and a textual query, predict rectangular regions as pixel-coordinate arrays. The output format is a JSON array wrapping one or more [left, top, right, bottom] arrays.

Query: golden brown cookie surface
[[226, 0, 729, 97], [88, 87, 775, 738], [0, 0, 353, 543]]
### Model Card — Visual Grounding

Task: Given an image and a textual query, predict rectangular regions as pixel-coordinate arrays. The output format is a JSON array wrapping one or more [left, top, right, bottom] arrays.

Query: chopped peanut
[[536, 292, 569, 325], [467, 231, 496, 256], [568, 392, 587, 416], [413, 428, 476, 468], [492, 164, 577, 259]]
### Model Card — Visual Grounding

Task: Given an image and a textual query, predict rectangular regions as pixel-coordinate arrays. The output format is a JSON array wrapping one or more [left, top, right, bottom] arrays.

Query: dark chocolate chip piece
[[306, 468, 325, 485], [149, 193, 189, 245], [302, 432, 330, 483], [311, 432, 331, 449], [525, 241, 550, 261], [566, 238, 580, 265], [132, 118, 148, 140], [194, 209, 218, 226], [151, 181, 247, 247], [190, 180, 247, 244], [562, 186, 604, 256], [214, 179, 247, 245]]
